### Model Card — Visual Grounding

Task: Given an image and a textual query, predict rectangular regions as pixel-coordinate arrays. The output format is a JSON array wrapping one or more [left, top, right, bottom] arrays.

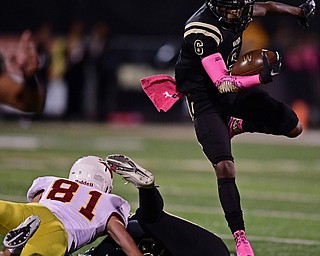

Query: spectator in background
[[39, 24, 68, 118], [33, 23, 53, 88], [282, 31, 320, 129], [64, 20, 86, 120], [270, 20, 320, 129], [85, 22, 119, 122]]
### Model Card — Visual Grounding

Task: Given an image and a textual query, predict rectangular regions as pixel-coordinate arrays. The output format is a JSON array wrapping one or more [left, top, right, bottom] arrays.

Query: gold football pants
[[0, 201, 68, 256]]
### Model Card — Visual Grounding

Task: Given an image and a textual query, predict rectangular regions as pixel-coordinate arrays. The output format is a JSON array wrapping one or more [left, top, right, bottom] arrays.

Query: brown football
[[231, 49, 278, 76]]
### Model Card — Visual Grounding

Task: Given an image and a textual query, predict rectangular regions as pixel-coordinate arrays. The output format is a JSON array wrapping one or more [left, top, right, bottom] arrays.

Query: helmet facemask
[[208, 0, 254, 32]]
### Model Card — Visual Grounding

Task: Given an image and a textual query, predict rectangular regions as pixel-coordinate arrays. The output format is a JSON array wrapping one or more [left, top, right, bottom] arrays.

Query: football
[[231, 49, 278, 76]]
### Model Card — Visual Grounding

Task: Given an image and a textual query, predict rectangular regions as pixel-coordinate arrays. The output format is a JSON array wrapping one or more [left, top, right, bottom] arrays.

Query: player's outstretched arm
[[0, 30, 45, 113], [253, 0, 316, 28], [107, 215, 143, 256]]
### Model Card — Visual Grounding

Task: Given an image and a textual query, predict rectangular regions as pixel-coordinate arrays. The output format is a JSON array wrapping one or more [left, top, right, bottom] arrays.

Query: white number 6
[[194, 40, 204, 56]]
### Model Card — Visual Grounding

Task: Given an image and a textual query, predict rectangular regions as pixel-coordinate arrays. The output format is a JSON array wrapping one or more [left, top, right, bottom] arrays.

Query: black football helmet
[[207, 0, 254, 32]]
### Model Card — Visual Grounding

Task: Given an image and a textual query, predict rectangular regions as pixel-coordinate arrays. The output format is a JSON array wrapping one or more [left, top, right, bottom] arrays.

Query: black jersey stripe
[[184, 22, 223, 45]]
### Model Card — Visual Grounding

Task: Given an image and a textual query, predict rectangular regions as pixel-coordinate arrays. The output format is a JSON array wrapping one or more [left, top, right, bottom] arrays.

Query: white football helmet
[[69, 156, 113, 193]]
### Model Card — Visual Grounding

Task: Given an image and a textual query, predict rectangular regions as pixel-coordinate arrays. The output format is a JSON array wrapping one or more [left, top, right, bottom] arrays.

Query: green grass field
[[0, 121, 319, 255]]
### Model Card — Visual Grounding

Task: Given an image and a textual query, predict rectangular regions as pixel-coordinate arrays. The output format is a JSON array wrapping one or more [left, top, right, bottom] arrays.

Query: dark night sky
[[0, 0, 204, 35], [0, 0, 318, 35]]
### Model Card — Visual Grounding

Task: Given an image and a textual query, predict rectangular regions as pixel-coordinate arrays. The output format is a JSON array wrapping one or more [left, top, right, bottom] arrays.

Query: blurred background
[[0, 1, 319, 254], [0, 0, 319, 128]]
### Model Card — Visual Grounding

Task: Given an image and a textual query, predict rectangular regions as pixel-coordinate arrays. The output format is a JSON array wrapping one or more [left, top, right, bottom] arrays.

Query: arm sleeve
[[202, 53, 261, 93], [26, 176, 55, 202]]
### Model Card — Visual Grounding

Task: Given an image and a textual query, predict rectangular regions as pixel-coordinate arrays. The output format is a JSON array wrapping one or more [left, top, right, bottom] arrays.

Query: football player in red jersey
[[174, 0, 315, 255], [0, 30, 44, 113], [0, 156, 143, 256]]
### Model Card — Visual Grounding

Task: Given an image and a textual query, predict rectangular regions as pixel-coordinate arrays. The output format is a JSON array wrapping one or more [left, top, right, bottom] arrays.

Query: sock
[[217, 178, 245, 233]]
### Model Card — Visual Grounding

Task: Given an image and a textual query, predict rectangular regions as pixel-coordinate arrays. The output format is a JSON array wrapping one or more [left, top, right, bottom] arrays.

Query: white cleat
[[106, 154, 154, 188]]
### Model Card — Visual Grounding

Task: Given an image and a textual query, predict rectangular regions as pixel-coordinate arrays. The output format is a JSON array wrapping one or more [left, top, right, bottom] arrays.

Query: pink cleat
[[228, 117, 244, 139], [233, 230, 254, 256]]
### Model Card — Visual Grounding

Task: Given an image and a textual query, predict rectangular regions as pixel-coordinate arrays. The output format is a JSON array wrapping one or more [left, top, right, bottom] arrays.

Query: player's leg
[[0, 201, 42, 255], [0, 202, 68, 256], [227, 88, 303, 138], [106, 154, 162, 222], [195, 112, 243, 232], [21, 203, 68, 256], [3, 215, 40, 255], [0, 201, 35, 256], [106, 154, 154, 188], [0, 201, 26, 235], [106, 155, 168, 255], [135, 187, 164, 223], [194, 111, 254, 255]]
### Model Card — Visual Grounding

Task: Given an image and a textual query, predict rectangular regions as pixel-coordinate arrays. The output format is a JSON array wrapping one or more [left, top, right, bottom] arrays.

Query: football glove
[[298, 0, 316, 28], [259, 51, 281, 85]]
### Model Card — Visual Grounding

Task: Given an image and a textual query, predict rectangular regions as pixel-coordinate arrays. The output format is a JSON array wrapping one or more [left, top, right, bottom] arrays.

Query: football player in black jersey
[[175, 0, 315, 255], [79, 154, 230, 256]]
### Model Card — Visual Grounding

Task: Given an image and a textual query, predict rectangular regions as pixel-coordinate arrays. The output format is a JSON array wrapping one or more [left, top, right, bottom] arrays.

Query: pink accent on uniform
[[228, 117, 244, 139], [233, 230, 255, 256], [201, 53, 261, 90], [140, 74, 184, 112]]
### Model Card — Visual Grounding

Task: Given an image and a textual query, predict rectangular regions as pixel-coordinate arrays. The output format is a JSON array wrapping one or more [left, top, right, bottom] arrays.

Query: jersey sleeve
[[27, 176, 56, 202], [108, 196, 131, 227], [183, 21, 222, 58]]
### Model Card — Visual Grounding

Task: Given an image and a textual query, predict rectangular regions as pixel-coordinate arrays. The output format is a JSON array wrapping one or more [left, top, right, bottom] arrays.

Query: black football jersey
[[175, 3, 244, 94]]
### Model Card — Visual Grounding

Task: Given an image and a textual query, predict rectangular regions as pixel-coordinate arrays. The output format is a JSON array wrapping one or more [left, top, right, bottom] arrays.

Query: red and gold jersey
[[27, 176, 130, 253]]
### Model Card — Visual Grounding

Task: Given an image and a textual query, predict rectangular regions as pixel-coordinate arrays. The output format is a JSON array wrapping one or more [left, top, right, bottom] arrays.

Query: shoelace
[[235, 232, 249, 247]]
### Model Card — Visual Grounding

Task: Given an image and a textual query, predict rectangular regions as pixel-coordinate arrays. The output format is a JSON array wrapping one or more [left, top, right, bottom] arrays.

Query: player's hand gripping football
[[298, 0, 316, 28], [259, 51, 281, 84]]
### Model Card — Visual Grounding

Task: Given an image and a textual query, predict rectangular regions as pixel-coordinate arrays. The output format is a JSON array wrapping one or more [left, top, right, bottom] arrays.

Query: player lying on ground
[[81, 154, 231, 256], [0, 30, 44, 113], [2, 154, 231, 256], [0, 156, 142, 256]]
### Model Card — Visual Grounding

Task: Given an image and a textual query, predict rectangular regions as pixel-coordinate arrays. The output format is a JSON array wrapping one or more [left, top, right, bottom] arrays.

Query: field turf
[[0, 121, 319, 255]]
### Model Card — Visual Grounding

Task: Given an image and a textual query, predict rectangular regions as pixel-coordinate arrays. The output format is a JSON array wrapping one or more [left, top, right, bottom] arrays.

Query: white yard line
[[163, 203, 320, 222], [0, 136, 39, 149], [126, 201, 320, 246], [219, 234, 320, 246], [1, 193, 318, 246]]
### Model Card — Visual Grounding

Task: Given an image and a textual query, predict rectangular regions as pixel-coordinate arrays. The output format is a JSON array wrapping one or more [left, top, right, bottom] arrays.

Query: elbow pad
[[202, 53, 260, 93]]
